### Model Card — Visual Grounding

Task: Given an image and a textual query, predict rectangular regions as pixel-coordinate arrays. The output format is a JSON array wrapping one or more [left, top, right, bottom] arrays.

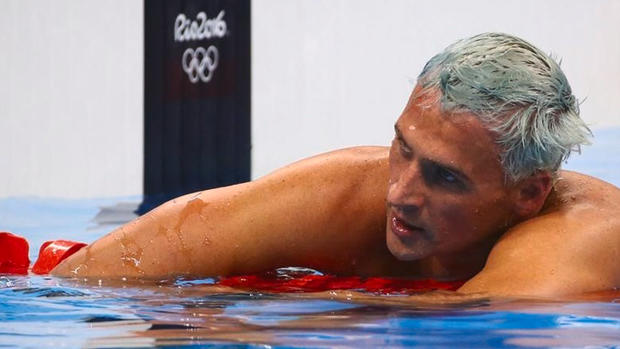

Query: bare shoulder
[[265, 146, 389, 179], [257, 146, 391, 210], [553, 170, 620, 211], [253, 146, 405, 275], [541, 170, 620, 242], [460, 170, 620, 297]]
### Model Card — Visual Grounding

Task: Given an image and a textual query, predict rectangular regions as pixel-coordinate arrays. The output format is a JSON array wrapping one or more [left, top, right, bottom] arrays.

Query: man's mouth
[[389, 213, 425, 239]]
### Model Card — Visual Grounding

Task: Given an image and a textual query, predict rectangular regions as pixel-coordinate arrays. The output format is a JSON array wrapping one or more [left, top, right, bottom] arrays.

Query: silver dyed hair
[[417, 32, 591, 182]]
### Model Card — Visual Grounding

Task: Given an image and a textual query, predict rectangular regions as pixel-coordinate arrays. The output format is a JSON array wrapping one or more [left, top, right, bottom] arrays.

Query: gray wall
[[0, 0, 143, 198], [1, 0, 619, 198]]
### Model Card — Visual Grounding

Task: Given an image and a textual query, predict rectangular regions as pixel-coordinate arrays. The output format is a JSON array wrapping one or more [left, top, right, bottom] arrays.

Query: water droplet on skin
[[121, 277, 127, 282], [121, 255, 141, 267], [71, 264, 86, 275], [202, 236, 211, 246]]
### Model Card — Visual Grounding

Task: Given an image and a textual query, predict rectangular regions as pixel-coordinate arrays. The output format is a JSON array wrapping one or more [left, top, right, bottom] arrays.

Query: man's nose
[[387, 164, 425, 209]]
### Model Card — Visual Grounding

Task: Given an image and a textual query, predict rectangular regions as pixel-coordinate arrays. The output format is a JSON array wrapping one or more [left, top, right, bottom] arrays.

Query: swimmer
[[52, 33, 620, 298]]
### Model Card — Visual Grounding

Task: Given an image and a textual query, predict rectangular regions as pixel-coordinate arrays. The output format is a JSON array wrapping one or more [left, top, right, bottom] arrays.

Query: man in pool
[[52, 33, 620, 298]]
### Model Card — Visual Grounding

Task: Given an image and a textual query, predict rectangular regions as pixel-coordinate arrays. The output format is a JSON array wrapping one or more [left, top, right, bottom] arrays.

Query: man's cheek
[[436, 205, 477, 239]]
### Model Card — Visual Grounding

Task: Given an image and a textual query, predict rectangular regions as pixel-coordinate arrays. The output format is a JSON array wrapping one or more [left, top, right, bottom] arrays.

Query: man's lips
[[390, 213, 425, 239]]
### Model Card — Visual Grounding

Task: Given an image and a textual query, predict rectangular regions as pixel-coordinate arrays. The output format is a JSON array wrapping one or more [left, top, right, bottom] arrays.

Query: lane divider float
[[32, 240, 88, 274], [0, 231, 86, 275], [0, 232, 30, 275]]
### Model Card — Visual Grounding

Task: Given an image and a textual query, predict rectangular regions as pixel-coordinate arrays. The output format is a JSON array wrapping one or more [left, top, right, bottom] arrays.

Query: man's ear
[[513, 171, 553, 219]]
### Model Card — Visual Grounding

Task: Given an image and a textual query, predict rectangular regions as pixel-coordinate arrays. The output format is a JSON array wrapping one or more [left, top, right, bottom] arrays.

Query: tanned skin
[[52, 88, 620, 298]]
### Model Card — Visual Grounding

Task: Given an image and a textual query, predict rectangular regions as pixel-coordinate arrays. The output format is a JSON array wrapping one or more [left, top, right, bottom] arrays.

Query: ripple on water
[[10, 287, 90, 298]]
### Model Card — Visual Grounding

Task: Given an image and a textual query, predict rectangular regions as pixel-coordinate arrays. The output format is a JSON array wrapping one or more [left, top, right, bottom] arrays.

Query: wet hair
[[417, 32, 591, 182]]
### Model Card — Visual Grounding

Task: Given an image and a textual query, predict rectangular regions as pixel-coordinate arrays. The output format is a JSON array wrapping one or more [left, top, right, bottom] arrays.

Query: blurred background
[[1, 0, 619, 199]]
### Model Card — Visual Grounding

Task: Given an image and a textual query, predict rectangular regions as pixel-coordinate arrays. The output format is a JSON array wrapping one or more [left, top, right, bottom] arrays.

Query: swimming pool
[[1, 129, 619, 348], [1, 271, 619, 348]]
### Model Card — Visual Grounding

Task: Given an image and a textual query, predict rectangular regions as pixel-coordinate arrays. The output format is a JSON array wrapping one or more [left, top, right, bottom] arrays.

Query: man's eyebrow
[[393, 123, 471, 183]]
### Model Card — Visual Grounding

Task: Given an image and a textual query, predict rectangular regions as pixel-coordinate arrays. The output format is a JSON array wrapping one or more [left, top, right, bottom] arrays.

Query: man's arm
[[458, 185, 620, 297], [52, 147, 392, 279]]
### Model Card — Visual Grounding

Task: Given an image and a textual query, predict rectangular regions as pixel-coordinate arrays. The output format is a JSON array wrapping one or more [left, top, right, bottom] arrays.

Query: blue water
[[1, 270, 619, 348], [1, 128, 619, 348]]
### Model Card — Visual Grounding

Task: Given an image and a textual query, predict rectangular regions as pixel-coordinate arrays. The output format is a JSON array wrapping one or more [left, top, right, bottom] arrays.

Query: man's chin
[[386, 230, 432, 261]]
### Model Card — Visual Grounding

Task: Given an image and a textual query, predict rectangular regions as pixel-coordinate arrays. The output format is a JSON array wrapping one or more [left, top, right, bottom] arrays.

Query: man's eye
[[437, 167, 457, 183], [398, 139, 412, 156], [421, 162, 468, 192]]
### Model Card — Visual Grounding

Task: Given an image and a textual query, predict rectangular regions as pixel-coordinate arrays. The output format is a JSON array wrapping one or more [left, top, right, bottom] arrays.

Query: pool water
[[0, 273, 618, 348], [1, 128, 619, 348]]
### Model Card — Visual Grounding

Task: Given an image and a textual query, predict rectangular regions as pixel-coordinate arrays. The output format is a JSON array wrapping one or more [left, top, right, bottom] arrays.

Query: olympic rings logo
[[182, 46, 219, 84]]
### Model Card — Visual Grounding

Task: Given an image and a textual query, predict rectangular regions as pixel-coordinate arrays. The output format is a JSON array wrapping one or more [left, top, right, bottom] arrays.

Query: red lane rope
[[0, 233, 87, 275], [32, 240, 87, 275], [220, 274, 465, 293], [0, 232, 30, 275]]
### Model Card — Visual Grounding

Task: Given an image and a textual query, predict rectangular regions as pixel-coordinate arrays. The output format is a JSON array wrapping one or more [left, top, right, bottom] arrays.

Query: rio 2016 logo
[[174, 11, 226, 84]]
